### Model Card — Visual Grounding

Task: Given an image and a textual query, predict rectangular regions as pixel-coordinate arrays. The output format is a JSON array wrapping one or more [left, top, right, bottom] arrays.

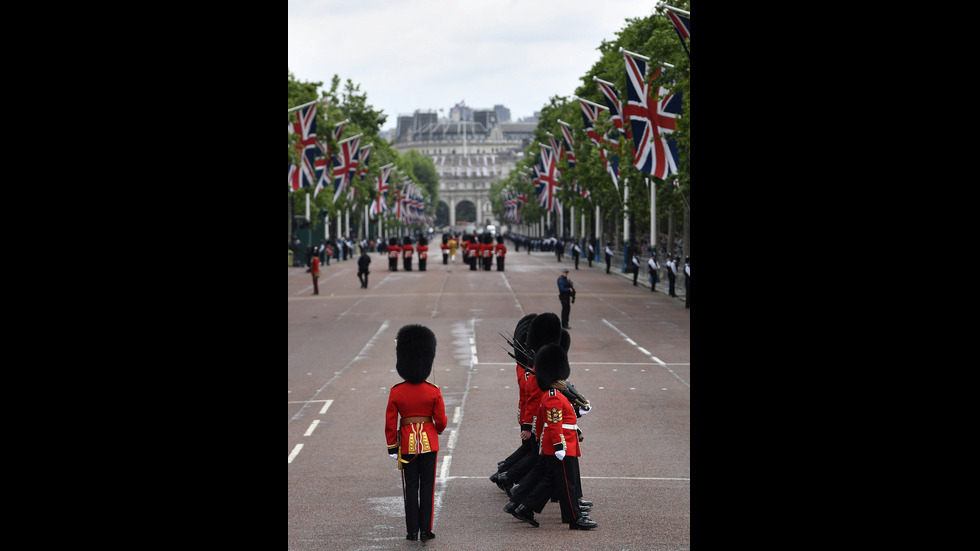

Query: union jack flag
[[370, 164, 393, 217], [358, 144, 372, 180], [331, 135, 360, 202], [595, 78, 631, 141], [622, 51, 681, 179], [578, 99, 619, 192], [666, 10, 690, 57], [536, 144, 561, 213], [558, 121, 576, 169], [288, 104, 318, 191]]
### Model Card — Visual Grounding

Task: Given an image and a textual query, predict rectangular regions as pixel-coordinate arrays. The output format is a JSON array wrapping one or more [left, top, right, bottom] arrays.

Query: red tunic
[[385, 381, 448, 455], [466, 241, 480, 258], [538, 388, 580, 457], [417, 245, 428, 260], [402, 244, 414, 259], [482, 243, 493, 259], [520, 371, 544, 433], [494, 243, 507, 258], [516, 364, 532, 425], [388, 244, 401, 260]]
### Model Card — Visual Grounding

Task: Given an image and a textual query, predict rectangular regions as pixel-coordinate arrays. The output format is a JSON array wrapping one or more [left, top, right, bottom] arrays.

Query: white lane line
[[290, 320, 390, 423], [602, 318, 690, 388], [303, 420, 320, 436], [319, 399, 334, 414], [433, 318, 478, 529], [440, 455, 452, 480], [288, 444, 303, 463]]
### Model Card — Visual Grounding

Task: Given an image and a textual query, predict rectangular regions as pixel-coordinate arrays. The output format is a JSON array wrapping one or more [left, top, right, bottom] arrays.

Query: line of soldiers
[[385, 236, 430, 272], [489, 312, 598, 531], [438, 233, 507, 271]]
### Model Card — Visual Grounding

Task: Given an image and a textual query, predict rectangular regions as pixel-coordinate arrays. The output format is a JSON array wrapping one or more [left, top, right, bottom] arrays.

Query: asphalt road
[[288, 240, 690, 551]]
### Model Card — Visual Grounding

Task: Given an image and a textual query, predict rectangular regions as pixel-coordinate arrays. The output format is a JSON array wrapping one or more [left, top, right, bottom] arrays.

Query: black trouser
[[358, 270, 369, 288], [560, 296, 571, 327], [389, 257, 398, 271], [605, 254, 611, 273], [499, 434, 537, 475], [684, 276, 689, 308], [632, 266, 639, 285], [404, 257, 412, 271], [442, 252, 448, 264], [573, 254, 579, 269], [419, 258, 426, 271], [668, 272, 676, 296], [496, 256, 505, 271], [521, 455, 585, 523], [402, 451, 437, 537]]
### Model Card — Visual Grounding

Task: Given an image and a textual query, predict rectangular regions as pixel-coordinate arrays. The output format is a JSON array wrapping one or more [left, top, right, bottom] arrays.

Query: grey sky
[[287, 0, 655, 129]]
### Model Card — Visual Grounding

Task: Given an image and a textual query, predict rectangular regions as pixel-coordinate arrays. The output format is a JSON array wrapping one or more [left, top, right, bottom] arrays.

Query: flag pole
[[572, 96, 608, 111], [287, 98, 320, 113], [620, 47, 650, 61], [656, 2, 690, 17]]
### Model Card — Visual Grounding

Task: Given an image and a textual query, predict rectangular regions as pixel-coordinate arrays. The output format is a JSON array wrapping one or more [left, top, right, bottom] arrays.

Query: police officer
[[557, 269, 573, 329]]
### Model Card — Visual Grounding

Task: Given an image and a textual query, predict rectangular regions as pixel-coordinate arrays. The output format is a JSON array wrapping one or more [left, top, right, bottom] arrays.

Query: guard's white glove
[[579, 402, 591, 416], [389, 454, 398, 460], [555, 450, 566, 461]]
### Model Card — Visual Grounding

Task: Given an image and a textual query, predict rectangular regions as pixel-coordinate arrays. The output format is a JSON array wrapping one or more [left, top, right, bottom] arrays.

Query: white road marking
[[288, 444, 303, 463], [602, 318, 690, 387], [303, 420, 319, 436]]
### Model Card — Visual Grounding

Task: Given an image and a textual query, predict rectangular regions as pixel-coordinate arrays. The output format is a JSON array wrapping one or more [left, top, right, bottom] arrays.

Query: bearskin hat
[[442, 234, 449, 245], [497, 235, 504, 244], [534, 343, 571, 392], [525, 312, 562, 360], [419, 236, 427, 246], [513, 313, 537, 367], [483, 233, 493, 245], [559, 328, 570, 353], [395, 324, 436, 383], [403, 236, 412, 245], [389, 237, 398, 247]]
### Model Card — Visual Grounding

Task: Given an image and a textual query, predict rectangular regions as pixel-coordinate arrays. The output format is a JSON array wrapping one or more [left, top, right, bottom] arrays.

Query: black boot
[[512, 504, 539, 527], [569, 516, 598, 530], [420, 531, 435, 541]]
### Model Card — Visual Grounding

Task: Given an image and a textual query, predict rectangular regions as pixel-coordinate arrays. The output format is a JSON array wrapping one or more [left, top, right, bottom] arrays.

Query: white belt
[[543, 422, 578, 430]]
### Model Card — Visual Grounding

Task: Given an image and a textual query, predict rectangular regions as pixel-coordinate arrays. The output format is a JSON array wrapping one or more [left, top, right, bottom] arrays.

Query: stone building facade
[[391, 106, 536, 232]]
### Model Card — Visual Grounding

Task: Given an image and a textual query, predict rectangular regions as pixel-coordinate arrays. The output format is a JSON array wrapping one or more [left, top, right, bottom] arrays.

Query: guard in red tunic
[[481, 233, 494, 270], [385, 324, 447, 542], [494, 235, 507, 271], [417, 236, 429, 271], [402, 236, 414, 271], [490, 313, 539, 494], [440, 234, 449, 265], [513, 343, 597, 531], [387, 237, 400, 271], [466, 234, 480, 271]]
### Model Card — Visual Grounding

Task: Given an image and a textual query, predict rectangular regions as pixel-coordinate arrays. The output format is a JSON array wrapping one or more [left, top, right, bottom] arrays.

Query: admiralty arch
[[391, 107, 536, 232]]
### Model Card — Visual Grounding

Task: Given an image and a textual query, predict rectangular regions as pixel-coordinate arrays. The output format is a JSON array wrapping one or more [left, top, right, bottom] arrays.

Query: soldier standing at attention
[[387, 237, 400, 272], [494, 235, 507, 271], [402, 236, 414, 271], [385, 325, 447, 542], [417, 236, 429, 271]]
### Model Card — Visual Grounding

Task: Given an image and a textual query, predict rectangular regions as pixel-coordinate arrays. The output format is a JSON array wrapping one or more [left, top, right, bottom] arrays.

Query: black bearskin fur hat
[[418, 236, 427, 246], [395, 324, 436, 383], [525, 312, 562, 360], [403, 236, 412, 245], [483, 233, 493, 245], [497, 235, 504, 244], [535, 344, 571, 392], [559, 328, 570, 353], [389, 237, 398, 246], [442, 234, 449, 244], [513, 313, 537, 368]]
